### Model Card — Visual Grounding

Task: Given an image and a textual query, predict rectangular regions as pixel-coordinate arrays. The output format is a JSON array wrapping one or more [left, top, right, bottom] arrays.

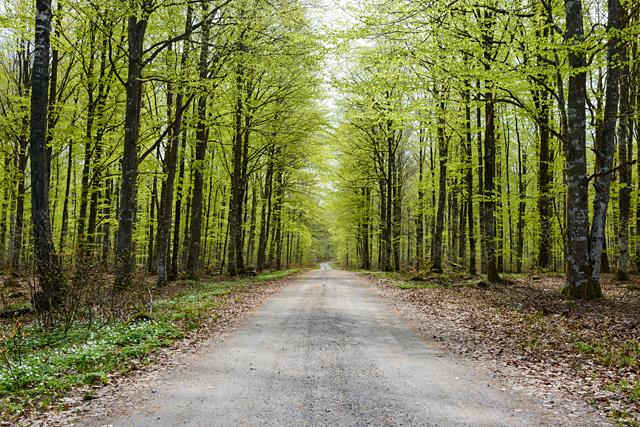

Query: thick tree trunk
[[30, 0, 64, 307], [114, 13, 148, 289], [588, 0, 622, 286], [562, 0, 600, 298]]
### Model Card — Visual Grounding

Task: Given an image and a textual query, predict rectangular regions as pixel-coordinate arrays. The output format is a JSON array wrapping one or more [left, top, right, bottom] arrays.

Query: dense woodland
[[0, 0, 639, 309], [0, 0, 331, 307], [330, 0, 640, 299]]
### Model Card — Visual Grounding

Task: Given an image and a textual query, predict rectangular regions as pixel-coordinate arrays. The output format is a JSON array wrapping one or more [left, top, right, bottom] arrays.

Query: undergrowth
[[0, 269, 297, 421]]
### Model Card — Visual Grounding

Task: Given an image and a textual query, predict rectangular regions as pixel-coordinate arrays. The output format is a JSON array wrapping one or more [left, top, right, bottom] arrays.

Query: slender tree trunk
[[101, 175, 112, 263], [537, 93, 553, 269], [0, 156, 9, 270], [616, 42, 631, 280], [156, 10, 192, 285], [516, 116, 526, 273], [257, 158, 274, 271], [227, 74, 245, 276], [171, 129, 187, 278], [147, 177, 157, 273], [246, 186, 257, 267], [415, 136, 425, 270], [431, 104, 447, 273], [476, 83, 486, 274], [464, 87, 476, 274], [60, 142, 73, 252], [186, 8, 210, 277], [384, 146, 393, 272], [392, 153, 402, 272]]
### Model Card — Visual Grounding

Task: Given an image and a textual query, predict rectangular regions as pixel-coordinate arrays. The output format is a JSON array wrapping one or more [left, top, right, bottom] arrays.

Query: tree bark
[[30, 0, 65, 307], [431, 102, 447, 273], [616, 40, 631, 280], [464, 87, 476, 274], [587, 0, 622, 286], [114, 12, 148, 289], [186, 9, 210, 277], [562, 0, 600, 298]]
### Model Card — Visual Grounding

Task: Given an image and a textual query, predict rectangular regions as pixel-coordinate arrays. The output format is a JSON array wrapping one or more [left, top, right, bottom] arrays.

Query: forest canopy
[[0, 0, 639, 306]]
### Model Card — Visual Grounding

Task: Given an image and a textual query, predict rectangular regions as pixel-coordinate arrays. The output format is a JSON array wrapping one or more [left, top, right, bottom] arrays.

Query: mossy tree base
[[561, 281, 603, 300]]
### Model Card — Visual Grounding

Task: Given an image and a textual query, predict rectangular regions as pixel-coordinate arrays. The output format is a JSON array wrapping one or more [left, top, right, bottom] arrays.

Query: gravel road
[[91, 265, 586, 426]]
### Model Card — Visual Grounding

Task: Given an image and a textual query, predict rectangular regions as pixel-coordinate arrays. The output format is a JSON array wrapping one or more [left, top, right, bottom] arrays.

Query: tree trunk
[[431, 104, 447, 273], [30, 0, 64, 306], [186, 8, 210, 277], [483, 81, 499, 282], [147, 177, 157, 273], [562, 0, 600, 298], [464, 87, 476, 274], [246, 186, 258, 267], [114, 13, 148, 289], [587, 0, 622, 286], [537, 92, 553, 269], [616, 41, 631, 280], [415, 133, 425, 270], [476, 83, 486, 274], [170, 128, 188, 278], [516, 116, 526, 273], [257, 158, 274, 271], [227, 72, 245, 276]]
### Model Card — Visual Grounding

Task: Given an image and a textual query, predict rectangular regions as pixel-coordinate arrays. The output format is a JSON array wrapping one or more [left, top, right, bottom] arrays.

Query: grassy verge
[[363, 270, 467, 289], [0, 269, 297, 421]]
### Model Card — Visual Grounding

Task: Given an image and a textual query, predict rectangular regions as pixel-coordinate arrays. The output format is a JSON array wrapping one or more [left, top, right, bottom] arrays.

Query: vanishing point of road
[[89, 265, 597, 426]]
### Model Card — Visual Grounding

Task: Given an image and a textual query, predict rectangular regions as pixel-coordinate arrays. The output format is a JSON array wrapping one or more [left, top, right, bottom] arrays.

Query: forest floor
[[362, 270, 640, 426], [0, 269, 299, 424]]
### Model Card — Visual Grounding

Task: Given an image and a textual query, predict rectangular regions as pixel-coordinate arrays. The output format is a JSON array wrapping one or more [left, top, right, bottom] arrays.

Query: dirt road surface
[[85, 265, 606, 426]]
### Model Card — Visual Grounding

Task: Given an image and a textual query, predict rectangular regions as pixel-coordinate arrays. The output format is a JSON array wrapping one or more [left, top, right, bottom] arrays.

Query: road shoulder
[[357, 271, 615, 426]]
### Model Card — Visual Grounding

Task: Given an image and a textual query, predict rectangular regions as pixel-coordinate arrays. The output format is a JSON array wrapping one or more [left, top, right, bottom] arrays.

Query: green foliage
[[0, 270, 298, 420], [574, 339, 640, 369]]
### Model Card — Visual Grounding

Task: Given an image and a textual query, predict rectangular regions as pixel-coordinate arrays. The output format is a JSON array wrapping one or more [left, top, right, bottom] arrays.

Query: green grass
[[364, 270, 442, 290], [574, 339, 640, 369], [0, 269, 297, 420]]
